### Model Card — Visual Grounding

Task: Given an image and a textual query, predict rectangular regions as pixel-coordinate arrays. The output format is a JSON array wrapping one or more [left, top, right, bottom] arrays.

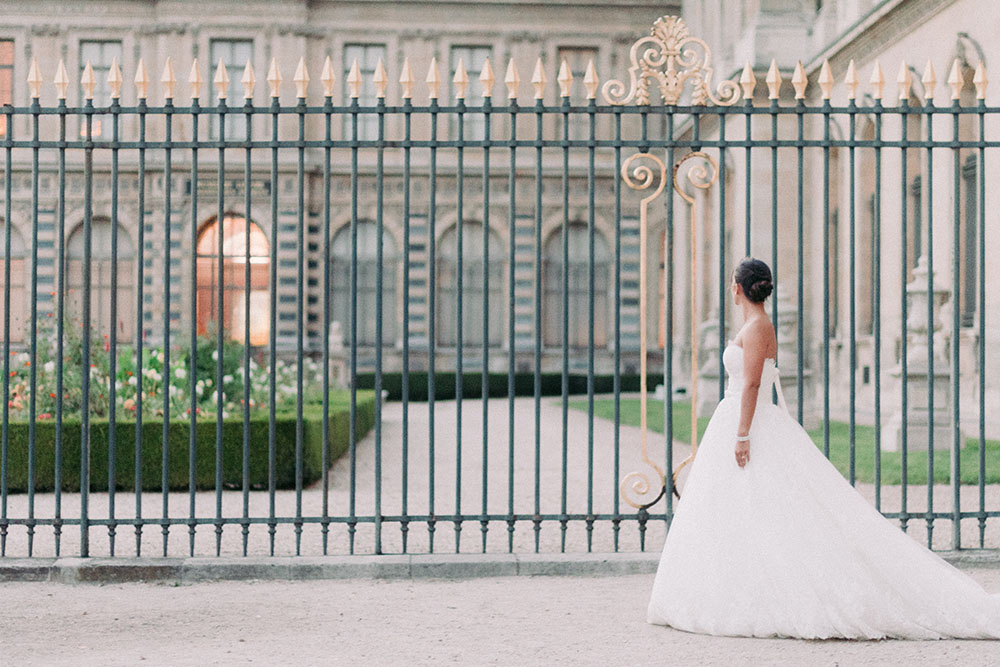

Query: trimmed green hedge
[[356, 372, 664, 402], [0, 391, 376, 493]]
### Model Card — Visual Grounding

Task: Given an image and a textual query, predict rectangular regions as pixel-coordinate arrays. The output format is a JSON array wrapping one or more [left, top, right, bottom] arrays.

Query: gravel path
[[3, 394, 1000, 557], [3, 572, 1000, 666]]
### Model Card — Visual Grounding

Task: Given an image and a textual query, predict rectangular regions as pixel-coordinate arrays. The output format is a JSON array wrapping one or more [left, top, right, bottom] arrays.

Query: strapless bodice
[[723, 342, 788, 412]]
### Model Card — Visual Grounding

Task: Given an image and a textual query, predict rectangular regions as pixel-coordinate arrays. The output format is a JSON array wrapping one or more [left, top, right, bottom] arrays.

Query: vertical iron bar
[[455, 95, 465, 553], [189, 96, 200, 556], [427, 95, 438, 552], [108, 88, 120, 557], [294, 93, 306, 555], [873, 98, 883, 512], [791, 97, 801, 426], [322, 90, 333, 555], [348, 92, 359, 553], [480, 92, 491, 553], [267, 93, 279, 555], [744, 91, 752, 255], [241, 91, 253, 557], [612, 107, 622, 551], [978, 99, 986, 546], [400, 86, 412, 554], [848, 96, 857, 486], [0, 105, 10, 557], [586, 94, 596, 552], [506, 96, 517, 553], [215, 97, 226, 557], [900, 98, 909, 530], [55, 98, 67, 556], [135, 96, 147, 556], [951, 96, 961, 550], [161, 95, 174, 557], [532, 95, 542, 552], [717, 115, 726, 401], [925, 95, 935, 547], [559, 91, 570, 553], [27, 95, 39, 557], [822, 97, 831, 456], [664, 107, 675, 520], [374, 88, 385, 555], [80, 98, 94, 557]]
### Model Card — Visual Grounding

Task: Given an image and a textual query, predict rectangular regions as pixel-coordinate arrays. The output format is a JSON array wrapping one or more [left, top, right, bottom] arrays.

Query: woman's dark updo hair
[[733, 257, 773, 303]]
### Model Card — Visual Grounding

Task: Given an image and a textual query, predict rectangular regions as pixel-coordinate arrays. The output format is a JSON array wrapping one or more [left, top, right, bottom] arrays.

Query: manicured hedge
[[356, 372, 664, 402], [0, 391, 376, 493]]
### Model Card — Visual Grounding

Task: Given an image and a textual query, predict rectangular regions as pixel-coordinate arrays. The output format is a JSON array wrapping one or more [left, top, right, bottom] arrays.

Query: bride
[[647, 257, 1000, 639]]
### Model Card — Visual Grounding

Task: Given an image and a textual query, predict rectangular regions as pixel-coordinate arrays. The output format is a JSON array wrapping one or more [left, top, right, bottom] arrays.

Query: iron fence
[[0, 16, 996, 558]]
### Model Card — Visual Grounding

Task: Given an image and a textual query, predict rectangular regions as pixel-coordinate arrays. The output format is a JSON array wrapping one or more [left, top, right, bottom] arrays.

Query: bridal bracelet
[[735, 434, 750, 442]]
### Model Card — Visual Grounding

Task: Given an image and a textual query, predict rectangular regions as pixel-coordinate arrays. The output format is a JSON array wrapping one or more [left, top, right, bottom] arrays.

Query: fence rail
[[0, 15, 995, 558]]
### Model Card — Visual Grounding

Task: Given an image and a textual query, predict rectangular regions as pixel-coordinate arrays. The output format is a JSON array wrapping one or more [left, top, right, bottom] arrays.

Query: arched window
[[331, 220, 397, 346], [0, 221, 26, 343], [437, 221, 504, 348], [196, 215, 270, 346], [544, 223, 610, 349], [67, 218, 135, 341]]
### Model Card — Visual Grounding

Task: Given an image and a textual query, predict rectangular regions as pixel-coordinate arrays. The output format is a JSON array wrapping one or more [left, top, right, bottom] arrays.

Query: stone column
[[882, 255, 954, 452], [775, 283, 816, 428], [696, 307, 724, 415]]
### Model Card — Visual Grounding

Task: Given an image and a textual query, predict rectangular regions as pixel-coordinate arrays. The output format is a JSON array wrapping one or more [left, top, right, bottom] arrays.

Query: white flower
[[211, 350, 219, 361], [174, 368, 187, 380], [128, 375, 137, 386], [43, 360, 55, 373], [223, 374, 233, 384]]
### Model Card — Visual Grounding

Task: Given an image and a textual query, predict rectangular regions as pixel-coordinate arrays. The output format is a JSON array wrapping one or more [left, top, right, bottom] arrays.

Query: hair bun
[[748, 278, 773, 302]]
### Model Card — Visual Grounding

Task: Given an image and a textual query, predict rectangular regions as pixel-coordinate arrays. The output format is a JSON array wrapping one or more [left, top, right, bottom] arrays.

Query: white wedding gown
[[647, 342, 1000, 639]]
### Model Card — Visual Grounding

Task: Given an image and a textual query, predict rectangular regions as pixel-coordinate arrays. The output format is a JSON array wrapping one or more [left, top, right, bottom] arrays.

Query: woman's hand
[[735, 439, 750, 468]]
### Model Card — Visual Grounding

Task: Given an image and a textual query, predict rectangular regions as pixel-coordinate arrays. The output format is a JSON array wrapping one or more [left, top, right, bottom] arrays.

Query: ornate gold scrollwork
[[602, 15, 741, 106]]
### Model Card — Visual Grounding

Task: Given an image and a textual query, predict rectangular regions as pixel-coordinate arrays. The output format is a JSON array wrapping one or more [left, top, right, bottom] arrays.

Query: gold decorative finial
[[321, 56, 335, 97], [818, 60, 833, 100], [531, 58, 546, 99], [398, 57, 413, 100], [373, 58, 388, 98], [869, 60, 884, 100], [791, 61, 807, 99], [27, 57, 43, 99], [134, 58, 149, 100], [453, 58, 468, 100], [161, 57, 176, 101], [347, 59, 362, 98], [583, 59, 599, 100], [213, 58, 229, 100], [974, 61, 988, 100], [479, 57, 494, 99], [293, 57, 309, 98], [266, 57, 282, 98], [504, 58, 519, 99], [765, 59, 782, 99], [80, 61, 96, 100], [844, 59, 859, 101], [947, 58, 963, 100], [108, 58, 123, 100], [54, 59, 69, 100], [921, 60, 936, 102], [425, 57, 441, 100], [602, 15, 739, 106], [240, 60, 255, 99], [557, 58, 573, 98], [896, 60, 911, 103], [739, 61, 756, 101], [188, 58, 203, 100]]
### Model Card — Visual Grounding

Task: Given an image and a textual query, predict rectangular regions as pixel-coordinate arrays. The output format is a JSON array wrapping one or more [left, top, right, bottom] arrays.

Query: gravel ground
[[3, 572, 1000, 666], [4, 395, 999, 558]]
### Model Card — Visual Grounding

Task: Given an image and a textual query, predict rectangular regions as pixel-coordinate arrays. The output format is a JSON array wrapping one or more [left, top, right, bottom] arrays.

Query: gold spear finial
[[266, 57, 282, 98], [818, 59, 834, 100], [108, 57, 123, 100], [161, 57, 176, 101], [321, 56, 336, 98], [188, 58, 203, 100], [974, 61, 988, 100], [81, 61, 96, 100], [425, 57, 441, 100], [240, 61, 255, 99], [504, 58, 519, 100], [921, 60, 936, 102], [531, 57, 546, 99], [869, 60, 884, 100], [373, 58, 388, 99], [54, 59, 69, 100], [739, 61, 756, 101], [134, 58, 149, 100], [896, 60, 911, 103], [557, 58, 573, 98], [398, 57, 414, 100], [293, 57, 309, 98], [583, 59, 599, 100], [346, 59, 362, 98], [479, 57, 494, 99], [213, 58, 229, 100], [765, 59, 781, 99], [453, 58, 468, 100], [947, 58, 963, 100], [791, 61, 807, 99], [844, 59, 859, 101], [27, 57, 43, 99]]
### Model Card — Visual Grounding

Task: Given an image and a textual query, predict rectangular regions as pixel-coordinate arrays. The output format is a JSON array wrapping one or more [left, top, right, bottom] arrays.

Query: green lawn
[[566, 397, 1000, 485]]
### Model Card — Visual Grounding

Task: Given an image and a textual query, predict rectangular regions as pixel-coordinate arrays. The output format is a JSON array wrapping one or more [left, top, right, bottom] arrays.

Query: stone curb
[[0, 550, 996, 584]]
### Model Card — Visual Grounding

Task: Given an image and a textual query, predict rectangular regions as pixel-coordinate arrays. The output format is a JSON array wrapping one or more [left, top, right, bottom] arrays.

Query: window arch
[[67, 218, 135, 341], [437, 221, 504, 348], [0, 221, 26, 343], [331, 220, 397, 346], [196, 215, 270, 346], [543, 222, 611, 349]]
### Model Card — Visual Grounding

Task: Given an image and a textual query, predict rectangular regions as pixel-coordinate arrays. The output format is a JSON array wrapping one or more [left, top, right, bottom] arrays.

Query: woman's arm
[[735, 323, 768, 467]]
